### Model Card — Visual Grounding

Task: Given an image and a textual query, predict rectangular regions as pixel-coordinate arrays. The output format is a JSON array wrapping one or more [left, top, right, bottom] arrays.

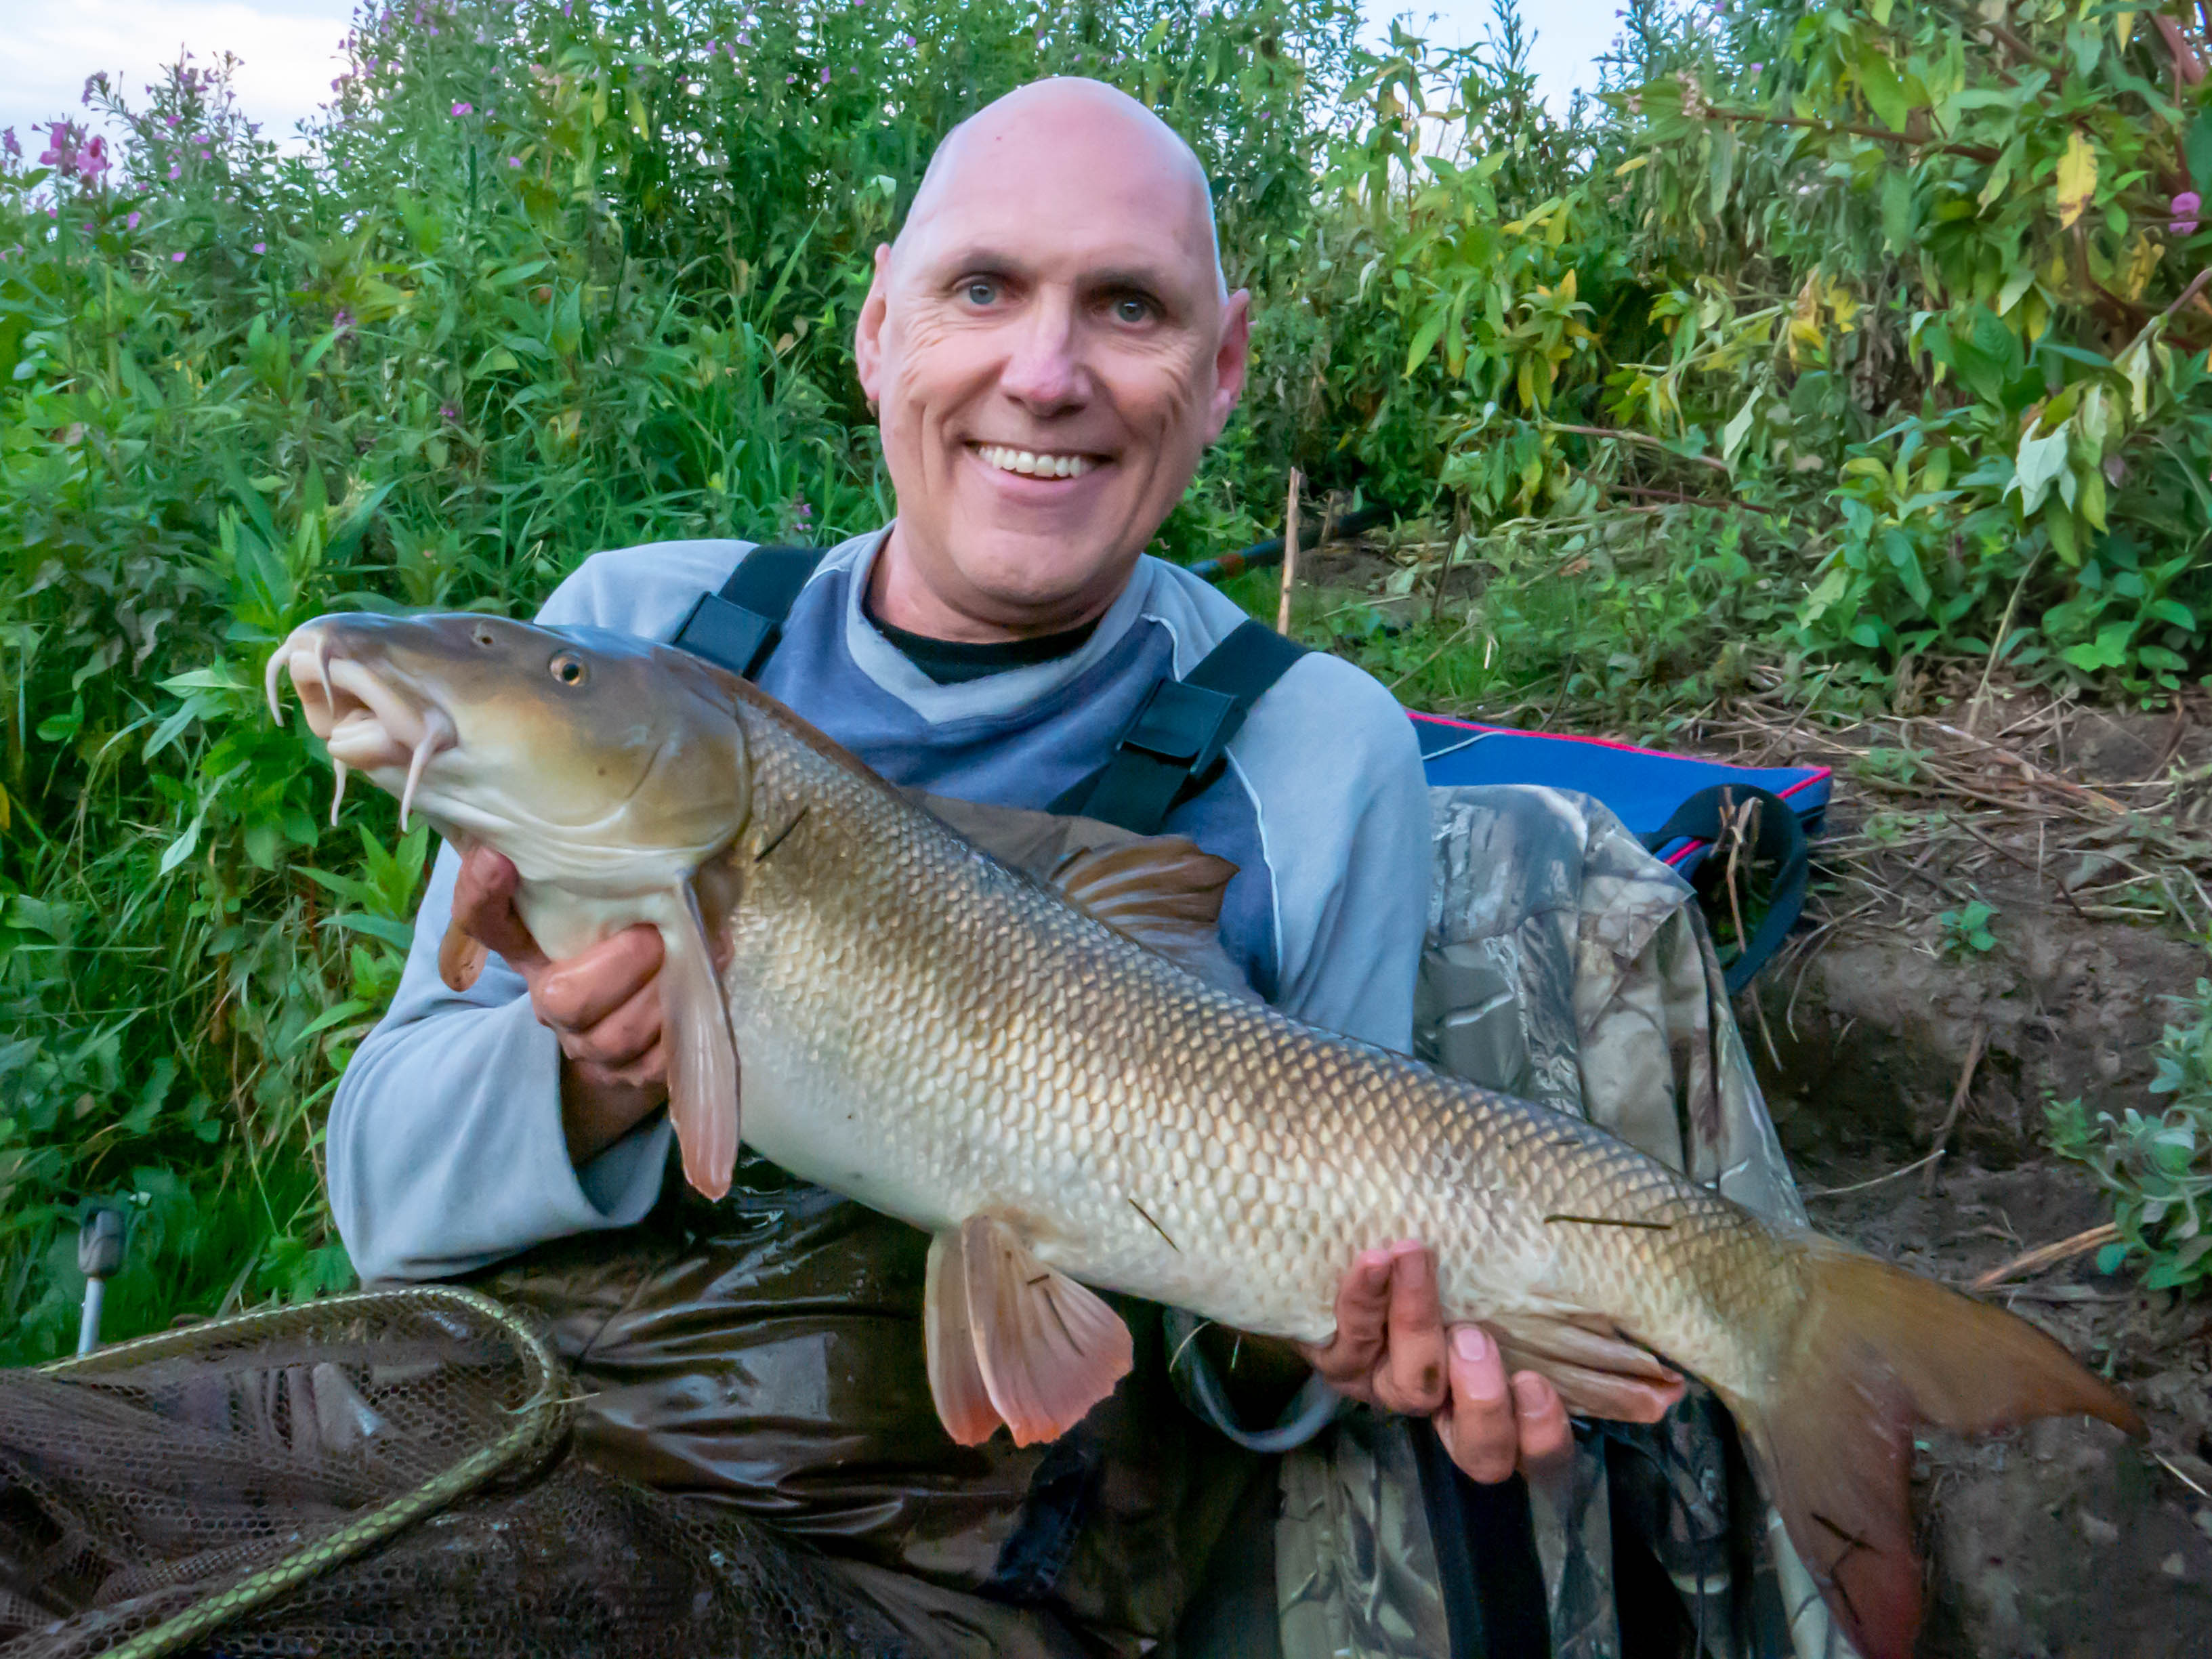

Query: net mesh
[[0, 1287, 909, 1659]]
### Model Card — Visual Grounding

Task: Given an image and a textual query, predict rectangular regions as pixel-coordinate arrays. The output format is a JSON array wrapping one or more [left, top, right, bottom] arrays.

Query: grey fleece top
[[329, 529, 1432, 1284]]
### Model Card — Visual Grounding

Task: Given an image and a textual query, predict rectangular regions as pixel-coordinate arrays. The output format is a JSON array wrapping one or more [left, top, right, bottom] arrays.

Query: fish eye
[[472, 625, 496, 648], [549, 652, 588, 688]]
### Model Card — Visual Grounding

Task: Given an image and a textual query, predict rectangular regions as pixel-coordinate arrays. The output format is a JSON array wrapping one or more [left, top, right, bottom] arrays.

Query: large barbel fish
[[270, 611, 2141, 1658]]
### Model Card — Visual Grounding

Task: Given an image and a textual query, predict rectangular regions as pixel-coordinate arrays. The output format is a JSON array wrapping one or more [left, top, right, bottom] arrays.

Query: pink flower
[[333, 307, 356, 335], [2172, 192, 2201, 236], [451, 101, 472, 115], [1, 129, 18, 160], [171, 250, 186, 261], [507, 155, 522, 167], [169, 164, 182, 180], [125, 211, 140, 229], [252, 240, 266, 253]]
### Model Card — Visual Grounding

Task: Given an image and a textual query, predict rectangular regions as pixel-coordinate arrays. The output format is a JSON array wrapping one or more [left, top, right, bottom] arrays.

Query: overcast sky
[[1, 0, 1628, 151]]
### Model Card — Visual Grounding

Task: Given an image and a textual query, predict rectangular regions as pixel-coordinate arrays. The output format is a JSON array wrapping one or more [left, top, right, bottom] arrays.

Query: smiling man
[[330, 79, 1576, 1656]]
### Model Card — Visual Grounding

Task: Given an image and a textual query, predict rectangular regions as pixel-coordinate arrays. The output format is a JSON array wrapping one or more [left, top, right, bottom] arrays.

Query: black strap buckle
[[672, 590, 778, 681], [1121, 678, 1239, 770]]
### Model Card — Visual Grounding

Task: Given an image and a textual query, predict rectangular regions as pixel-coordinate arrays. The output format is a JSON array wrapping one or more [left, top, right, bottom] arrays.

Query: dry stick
[[1803, 1148, 1948, 1199], [1967, 548, 2043, 736], [1967, 1222, 2121, 1293], [1724, 795, 1783, 1066], [1276, 469, 1303, 635], [1923, 1022, 1989, 1197]]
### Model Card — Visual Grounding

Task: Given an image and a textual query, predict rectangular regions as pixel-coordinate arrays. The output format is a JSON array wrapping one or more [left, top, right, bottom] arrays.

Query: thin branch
[[1698, 104, 2000, 165], [1544, 423, 1732, 474]]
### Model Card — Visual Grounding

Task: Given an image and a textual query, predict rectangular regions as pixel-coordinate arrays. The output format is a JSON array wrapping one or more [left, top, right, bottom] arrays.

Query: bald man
[[329, 79, 1581, 1655]]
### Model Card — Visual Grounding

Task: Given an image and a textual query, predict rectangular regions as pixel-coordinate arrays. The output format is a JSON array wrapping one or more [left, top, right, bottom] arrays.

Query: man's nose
[[997, 293, 1089, 413]]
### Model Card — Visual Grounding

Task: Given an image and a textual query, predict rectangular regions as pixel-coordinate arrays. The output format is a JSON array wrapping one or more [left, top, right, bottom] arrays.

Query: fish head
[[268, 611, 751, 887]]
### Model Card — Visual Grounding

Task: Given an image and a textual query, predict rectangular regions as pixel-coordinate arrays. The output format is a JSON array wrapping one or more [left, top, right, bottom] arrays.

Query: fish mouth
[[268, 623, 457, 831]]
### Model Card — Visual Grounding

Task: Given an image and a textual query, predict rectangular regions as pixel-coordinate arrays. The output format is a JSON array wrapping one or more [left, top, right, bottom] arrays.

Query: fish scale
[[718, 693, 1777, 1389]]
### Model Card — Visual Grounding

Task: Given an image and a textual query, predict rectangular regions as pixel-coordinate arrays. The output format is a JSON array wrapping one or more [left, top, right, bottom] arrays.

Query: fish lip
[[279, 627, 444, 772]]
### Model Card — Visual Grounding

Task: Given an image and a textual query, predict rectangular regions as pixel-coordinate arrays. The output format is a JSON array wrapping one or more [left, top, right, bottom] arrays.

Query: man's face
[[854, 89, 1250, 637]]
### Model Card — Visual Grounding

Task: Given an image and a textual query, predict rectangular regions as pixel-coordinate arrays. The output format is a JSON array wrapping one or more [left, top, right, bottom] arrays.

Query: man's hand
[[452, 845, 670, 1164], [1297, 1239, 1573, 1485]]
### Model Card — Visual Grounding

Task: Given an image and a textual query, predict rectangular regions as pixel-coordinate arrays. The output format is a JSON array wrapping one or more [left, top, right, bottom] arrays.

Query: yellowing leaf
[[2116, 8, 2136, 49], [2056, 130, 2098, 230]]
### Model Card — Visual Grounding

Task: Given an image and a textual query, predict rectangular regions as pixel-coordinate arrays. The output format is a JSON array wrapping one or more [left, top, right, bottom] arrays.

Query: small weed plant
[[2048, 979, 2212, 1295]]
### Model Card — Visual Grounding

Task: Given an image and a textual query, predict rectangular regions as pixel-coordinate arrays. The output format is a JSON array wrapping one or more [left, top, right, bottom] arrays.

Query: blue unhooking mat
[[1408, 712, 1833, 992]]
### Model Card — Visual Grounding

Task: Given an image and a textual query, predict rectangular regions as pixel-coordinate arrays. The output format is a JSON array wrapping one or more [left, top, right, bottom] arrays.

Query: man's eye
[[1112, 295, 1154, 324], [962, 278, 999, 307]]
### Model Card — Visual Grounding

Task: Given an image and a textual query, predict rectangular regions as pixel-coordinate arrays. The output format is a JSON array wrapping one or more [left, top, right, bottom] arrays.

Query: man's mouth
[[971, 442, 1102, 480]]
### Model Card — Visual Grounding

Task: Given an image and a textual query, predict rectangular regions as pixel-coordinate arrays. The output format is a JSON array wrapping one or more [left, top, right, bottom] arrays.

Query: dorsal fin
[[913, 793, 1253, 999]]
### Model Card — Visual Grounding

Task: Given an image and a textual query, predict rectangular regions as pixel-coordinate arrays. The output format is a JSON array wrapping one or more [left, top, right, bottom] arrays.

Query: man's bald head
[[852, 77, 1251, 643], [894, 78, 1225, 301]]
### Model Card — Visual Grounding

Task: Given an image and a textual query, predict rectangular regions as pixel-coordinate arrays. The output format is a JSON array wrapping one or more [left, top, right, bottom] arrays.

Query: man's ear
[[854, 243, 894, 411], [1205, 288, 1252, 442]]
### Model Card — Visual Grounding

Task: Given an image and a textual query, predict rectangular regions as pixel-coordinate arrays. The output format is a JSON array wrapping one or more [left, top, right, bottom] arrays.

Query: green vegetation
[[8, 0, 2212, 1352], [2049, 978, 2212, 1295]]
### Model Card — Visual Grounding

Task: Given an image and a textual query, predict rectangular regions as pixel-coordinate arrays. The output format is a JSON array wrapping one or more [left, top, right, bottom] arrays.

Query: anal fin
[[1485, 1310, 1685, 1423], [661, 882, 741, 1201], [921, 1215, 1133, 1447]]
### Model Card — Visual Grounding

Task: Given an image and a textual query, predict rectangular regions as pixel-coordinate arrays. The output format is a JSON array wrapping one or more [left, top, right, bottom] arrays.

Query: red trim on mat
[[1408, 711, 1835, 799]]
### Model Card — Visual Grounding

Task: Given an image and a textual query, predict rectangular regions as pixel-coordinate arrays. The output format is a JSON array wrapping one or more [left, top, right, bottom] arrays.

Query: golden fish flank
[[271, 611, 2145, 1659]]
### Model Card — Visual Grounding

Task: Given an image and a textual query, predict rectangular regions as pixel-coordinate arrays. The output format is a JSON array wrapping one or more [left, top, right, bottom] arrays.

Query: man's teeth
[[976, 444, 1093, 479]]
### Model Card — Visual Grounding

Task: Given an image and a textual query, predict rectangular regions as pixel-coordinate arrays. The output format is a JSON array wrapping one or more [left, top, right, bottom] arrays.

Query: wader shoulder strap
[[671, 544, 826, 680], [1070, 619, 1308, 835]]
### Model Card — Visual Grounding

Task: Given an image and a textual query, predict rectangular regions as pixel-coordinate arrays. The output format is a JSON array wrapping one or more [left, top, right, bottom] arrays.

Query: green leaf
[[321, 912, 415, 950], [2011, 424, 2072, 515], [1857, 49, 1912, 131]]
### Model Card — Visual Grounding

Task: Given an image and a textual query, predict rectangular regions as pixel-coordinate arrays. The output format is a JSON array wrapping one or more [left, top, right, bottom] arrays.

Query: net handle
[[34, 1284, 570, 1659]]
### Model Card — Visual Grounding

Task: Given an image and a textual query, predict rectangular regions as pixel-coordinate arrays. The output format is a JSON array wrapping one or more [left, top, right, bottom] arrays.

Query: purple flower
[[1, 129, 18, 160], [252, 240, 266, 253], [125, 211, 140, 229], [169, 164, 182, 180], [451, 100, 472, 115], [736, 29, 751, 43], [333, 308, 356, 335], [171, 250, 186, 261], [2172, 191, 2201, 236], [440, 402, 460, 423], [819, 66, 831, 84], [899, 30, 915, 45], [507, 154, 522, 167]]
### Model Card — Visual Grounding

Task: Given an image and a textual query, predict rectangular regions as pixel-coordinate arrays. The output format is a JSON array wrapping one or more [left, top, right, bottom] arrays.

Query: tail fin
[[1730, 1238, 2144, 1659]]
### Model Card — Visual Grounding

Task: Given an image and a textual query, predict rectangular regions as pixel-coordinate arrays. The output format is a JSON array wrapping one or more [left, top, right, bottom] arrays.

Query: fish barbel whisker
[[329, 758, 350, 827], [264, 643, 290, 725], [398, 708, 455, 832]]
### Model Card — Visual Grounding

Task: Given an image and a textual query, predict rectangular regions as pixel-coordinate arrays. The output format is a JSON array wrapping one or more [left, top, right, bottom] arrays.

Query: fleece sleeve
[[1230, 651, 1432, 1053], [325, 844, 675, 1284]]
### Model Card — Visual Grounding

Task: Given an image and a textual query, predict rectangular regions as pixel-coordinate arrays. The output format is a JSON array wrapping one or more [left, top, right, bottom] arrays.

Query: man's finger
[[1509, 1370, 1573, 1477], [1297, 1248, 1394, 1383], [536, 926, 665, 1033], [1435, 1325, 1518, 1485], [557, 972, 665, 1070], [1375, 1242, 1450, 1414], [452, 846, 541, 966]]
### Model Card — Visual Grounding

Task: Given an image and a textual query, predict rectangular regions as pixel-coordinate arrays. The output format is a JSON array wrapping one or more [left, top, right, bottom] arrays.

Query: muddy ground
[[1721, 691, 2212, 1657]]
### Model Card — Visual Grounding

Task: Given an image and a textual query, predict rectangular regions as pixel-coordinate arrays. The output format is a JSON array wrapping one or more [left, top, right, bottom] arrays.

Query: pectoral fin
[[921, 1214, 1133, 1446], [923, 1230, 1003, 1446], [659, 883, 741, 1201], [437, 911, 488, 993]]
